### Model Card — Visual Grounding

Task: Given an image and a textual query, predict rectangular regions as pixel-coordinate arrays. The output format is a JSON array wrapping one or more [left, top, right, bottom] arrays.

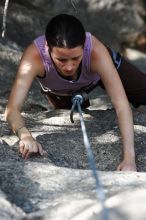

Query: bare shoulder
[[6, 42, 45, 109], [91, 34, 102, 47], [91, 35, 107, 58], [90, 34, 111, 72], [19, 42, 45, 77]]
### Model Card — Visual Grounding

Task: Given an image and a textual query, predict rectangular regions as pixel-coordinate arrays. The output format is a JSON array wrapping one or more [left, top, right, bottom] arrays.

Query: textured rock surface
[[1, 0, 146, 49], [1, 103, 146, 219], [0, 0, 146, 219]]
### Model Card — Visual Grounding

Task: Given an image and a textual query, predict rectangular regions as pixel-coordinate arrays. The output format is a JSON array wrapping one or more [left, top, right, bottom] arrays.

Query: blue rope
[[70, 94, 109, 220]]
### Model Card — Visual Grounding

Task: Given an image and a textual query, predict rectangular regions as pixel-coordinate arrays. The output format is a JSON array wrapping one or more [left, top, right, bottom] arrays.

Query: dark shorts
[[42, 90, 90, 109], [118, 58, 146, 107]]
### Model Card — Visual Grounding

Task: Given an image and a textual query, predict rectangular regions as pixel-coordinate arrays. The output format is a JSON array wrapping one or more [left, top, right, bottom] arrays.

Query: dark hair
[[45, 14, 86, 50]]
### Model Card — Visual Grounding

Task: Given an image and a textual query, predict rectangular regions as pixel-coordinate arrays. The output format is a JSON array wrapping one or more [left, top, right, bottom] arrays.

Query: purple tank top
[[34, 32, 100, 95]]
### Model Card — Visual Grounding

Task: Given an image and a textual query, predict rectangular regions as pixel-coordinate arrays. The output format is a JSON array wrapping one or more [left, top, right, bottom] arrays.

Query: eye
[[57, 58, 67, 63], [72, 55, 82, 61], [72, 57, 79, 61]]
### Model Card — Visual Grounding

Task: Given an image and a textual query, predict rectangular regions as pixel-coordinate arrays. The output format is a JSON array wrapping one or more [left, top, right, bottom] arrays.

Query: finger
[[32, 143, 39, 153], [22, 144, 33, 159], [117, 165, 121, 171], [19, 141, 25, 154], [38, 143, 44, 156], [22, 146, 29, 159], [23, 143, 35, 159], [24, 151, 31, 160]]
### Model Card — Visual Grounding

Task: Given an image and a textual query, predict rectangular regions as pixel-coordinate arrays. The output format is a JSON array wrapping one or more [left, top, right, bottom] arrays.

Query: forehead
[[51, 46, 83, 58]]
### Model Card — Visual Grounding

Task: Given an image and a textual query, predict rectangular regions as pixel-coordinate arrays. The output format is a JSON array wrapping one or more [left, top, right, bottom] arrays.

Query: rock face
[[0, 0, 146, 219], [0, 0, 146, 49]]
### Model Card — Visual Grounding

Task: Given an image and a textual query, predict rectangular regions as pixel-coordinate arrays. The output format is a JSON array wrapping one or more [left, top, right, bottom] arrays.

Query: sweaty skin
[[5, 35, 136, 171]]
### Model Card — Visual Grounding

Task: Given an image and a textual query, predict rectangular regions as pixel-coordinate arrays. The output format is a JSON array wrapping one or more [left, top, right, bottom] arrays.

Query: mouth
[[63, 70, 75, 75], [66, 71, 74, 74]]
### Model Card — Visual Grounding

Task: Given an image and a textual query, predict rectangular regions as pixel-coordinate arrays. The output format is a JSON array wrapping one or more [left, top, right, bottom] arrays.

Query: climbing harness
[[70, 94, 109, 220]]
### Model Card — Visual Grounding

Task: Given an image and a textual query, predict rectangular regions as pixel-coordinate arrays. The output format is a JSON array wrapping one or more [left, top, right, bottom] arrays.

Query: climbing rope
[[70, 94, 109, 220], [69, 0, 78, 14], [2, 0, 10, 38]]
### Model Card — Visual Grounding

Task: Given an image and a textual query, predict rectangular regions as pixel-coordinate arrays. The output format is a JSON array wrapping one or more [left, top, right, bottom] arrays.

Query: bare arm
[[91, 36, 136, 171], [5, 43, 45, 159]]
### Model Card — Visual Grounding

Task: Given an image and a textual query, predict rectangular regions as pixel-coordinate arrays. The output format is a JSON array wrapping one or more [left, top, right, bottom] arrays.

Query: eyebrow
[[56, 55, 82, 60]]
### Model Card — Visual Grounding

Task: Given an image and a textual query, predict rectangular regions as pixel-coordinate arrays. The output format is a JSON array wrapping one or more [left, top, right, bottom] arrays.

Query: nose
[[66, 65, 73, 71], [65, 62, 74, 71]]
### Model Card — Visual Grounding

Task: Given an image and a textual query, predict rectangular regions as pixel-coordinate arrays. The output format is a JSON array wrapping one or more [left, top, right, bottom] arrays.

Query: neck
[[56, 68, 78, 81]]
